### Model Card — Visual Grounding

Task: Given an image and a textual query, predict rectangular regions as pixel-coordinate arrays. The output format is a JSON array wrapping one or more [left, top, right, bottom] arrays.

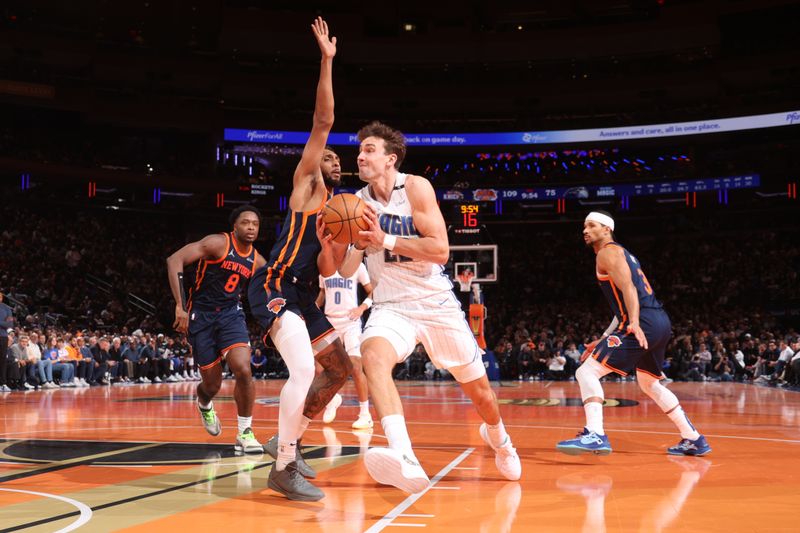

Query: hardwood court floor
[[0, 378, 798, 532]]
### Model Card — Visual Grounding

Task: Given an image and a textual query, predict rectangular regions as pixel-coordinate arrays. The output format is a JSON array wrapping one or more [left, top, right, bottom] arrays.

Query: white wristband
[[382, 234, 397, 251], [362, 297, 373, 308]]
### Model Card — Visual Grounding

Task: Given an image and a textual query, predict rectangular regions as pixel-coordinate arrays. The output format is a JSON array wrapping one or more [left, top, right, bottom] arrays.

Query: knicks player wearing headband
[[557, 211, 711, 457], [335, 121, 521, 494]]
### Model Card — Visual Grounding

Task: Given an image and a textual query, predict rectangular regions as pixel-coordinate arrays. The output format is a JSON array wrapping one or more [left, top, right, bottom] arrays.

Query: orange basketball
[[321, 193, 369, 244]]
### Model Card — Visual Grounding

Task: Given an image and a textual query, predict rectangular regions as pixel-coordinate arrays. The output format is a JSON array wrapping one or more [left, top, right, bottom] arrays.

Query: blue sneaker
[[667, 435, 711, 456], [557, 428, 612, 456]]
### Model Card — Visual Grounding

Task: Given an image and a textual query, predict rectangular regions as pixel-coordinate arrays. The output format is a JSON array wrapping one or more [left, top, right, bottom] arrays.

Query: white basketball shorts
[[328, 316, 363, 358], [360, 291, 485, 383]]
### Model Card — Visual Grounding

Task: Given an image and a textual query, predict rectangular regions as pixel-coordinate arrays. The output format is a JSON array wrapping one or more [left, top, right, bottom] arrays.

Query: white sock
[[576, 359, 610, 435], [667, 405, 701, 440], [584, 401, 604, 435], [486, 419, 509, 448], [198, 399, 212, 410], [237, 415, 252, 435], [297, 416, 312, 440], [276, 439, 296, 471], [359, 401, 370, 416], [381, 414, 416, 460]]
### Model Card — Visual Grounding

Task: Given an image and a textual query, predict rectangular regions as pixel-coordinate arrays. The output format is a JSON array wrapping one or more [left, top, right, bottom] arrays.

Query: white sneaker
[[167, 375, 178, 382], [364, 447, 429, 494], [80, 378, 88, 386], [352, 413, 373, 430], [153, 376, 162, 383], [479, 423, 522, 481], [24, 382, 35, 390], [323, 393, 342, 424]]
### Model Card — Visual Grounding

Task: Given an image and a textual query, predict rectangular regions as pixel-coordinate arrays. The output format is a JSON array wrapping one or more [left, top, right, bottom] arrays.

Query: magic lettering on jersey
[[324, 277, 353, 289], [379, 213, 418, 237]]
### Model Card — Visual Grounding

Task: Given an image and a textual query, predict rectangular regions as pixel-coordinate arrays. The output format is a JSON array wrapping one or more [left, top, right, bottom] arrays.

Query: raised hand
[[311, 16, 337, 59]]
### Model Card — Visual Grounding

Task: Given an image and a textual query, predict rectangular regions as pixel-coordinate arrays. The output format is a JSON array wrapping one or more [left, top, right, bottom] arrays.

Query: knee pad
[[636, 370, 678, 411], [576, 358, 610, 402], [271, 311, 315, 382]]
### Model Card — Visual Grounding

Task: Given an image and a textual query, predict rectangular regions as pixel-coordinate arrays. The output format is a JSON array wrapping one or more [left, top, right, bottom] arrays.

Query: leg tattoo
[[303, 340, 352, 418]]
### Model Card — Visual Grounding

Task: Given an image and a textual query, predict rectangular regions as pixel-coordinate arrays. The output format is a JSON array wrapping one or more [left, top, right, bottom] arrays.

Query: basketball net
[[456, 271, 474, 292]]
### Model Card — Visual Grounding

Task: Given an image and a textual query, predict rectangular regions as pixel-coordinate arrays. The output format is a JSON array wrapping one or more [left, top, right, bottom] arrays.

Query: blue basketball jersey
[[260, 196, 327, 289], [597, 242, 662, 332], [188, 233, 258, 312]]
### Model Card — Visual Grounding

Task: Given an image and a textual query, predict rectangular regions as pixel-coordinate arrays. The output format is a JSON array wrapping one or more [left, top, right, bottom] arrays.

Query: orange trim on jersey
[[199, 356, 222, 371], [636, 368, 664, 380], [250, 249, 260, 277], [593, 352, 628, 376], [265, 212, 298, 293], [230, 232, 253, 257], [279, 211, 310, 280], [607, 278, 628, 330], [219, 342, 249, 356], [206, 233, 230, 265], [310, 327, 336, 346]]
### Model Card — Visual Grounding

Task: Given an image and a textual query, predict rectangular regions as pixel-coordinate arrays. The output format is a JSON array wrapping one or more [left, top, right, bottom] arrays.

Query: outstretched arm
[[293, 17, 337, 188]]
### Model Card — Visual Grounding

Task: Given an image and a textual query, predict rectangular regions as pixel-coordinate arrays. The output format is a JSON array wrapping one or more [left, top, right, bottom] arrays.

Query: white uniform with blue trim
[[319, 263, 370, 357], [356, 173, 484, 379]]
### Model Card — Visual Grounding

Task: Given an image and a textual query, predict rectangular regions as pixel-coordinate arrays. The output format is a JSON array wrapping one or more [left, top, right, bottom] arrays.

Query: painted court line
[[397, 514, 435, 518], [0, 488, 93, 533], [364, 448, 475, 533]]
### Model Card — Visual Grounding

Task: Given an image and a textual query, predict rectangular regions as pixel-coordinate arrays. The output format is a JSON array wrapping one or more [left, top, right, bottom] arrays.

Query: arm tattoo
[[303, 341, 353, 418]]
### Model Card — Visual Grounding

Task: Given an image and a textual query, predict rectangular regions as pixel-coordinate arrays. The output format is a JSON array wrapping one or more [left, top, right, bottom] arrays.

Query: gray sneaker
[[198, 404, 221, 436], [265, 435, 316, 479], [267, 462, 324, 501]]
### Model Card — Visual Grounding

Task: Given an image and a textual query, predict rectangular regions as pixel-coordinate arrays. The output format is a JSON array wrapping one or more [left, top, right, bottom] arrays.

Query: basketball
[[321, 193, 369, 244]]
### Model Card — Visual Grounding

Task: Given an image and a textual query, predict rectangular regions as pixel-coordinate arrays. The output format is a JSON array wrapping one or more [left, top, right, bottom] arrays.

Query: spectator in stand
[[90, 337, 110, 385], [788, 339, 800, 387], [8, 334, 36, 390], [546, 350, 568, 381], [712, 355, 734, 382], [123, 338, 148, 383], [0, 291, 14, 392], [27, 331, 55, 388], [66, 335, 91, 386], [564, 342, 581, 377], [43, 336, 75, 386], [694, 343, 712, 376], [251, 348, 267, 379], [517, 339, 535, 381], [107, 336, 126, 382]]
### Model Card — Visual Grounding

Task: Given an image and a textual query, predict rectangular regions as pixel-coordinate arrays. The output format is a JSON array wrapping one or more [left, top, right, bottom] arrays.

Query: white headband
[[585, 212, 615, 231]]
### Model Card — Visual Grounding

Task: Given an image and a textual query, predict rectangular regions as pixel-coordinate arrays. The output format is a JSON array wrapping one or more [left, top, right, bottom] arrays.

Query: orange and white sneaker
[[480, 423, 522, 481], [352, 412, 373, 430], [323, 393, 342, 424]]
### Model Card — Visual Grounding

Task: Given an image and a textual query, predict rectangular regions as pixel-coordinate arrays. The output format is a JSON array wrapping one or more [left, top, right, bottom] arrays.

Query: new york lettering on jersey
[[188, 232, 258, 312], [596, 242, 662, 331]]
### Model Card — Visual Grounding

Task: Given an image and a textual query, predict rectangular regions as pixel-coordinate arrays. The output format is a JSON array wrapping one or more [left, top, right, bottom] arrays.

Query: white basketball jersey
[[319, 263, 370, 319], [357, 173, 453, 304]]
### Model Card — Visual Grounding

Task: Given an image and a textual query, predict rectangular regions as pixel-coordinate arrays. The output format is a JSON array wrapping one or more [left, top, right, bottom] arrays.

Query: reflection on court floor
[[0, 380, 797, 532]]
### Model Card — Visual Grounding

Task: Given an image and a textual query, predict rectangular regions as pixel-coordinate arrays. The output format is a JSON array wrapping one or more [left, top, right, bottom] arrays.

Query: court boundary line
[[364, 447, 474, 533], [0, 488, 92, 533], [1, 458, 277, 532]]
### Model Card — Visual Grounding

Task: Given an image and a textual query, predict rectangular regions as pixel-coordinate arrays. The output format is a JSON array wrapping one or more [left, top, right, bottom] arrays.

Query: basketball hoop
[[456, 270, 474, 292]]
